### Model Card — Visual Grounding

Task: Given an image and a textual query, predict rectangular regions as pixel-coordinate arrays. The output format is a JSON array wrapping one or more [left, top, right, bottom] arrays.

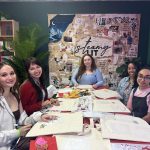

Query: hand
[[92, 84, 98, 89], [74, 83, 79, 87], [19, 124, 32, 136], [41, 114, 58, 122], [50, 99, 60, 106], [42, 100, 51, 107]]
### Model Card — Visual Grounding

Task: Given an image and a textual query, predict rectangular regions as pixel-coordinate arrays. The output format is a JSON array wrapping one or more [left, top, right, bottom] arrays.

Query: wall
[[0, 1, 150, 64]]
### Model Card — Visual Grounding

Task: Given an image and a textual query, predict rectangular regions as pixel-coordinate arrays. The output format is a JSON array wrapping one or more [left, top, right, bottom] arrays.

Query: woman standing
[[19, 57, 52, 115], [0, 62, 54, 150], [71, 54, 104, 89]]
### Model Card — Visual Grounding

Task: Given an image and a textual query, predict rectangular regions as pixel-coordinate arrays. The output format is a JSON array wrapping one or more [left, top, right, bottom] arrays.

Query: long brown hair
[[0, 62, 19, 95], [76, 54, 97, 81]]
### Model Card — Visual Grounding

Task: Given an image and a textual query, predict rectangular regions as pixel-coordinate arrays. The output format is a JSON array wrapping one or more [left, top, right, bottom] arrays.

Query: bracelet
[[17, 128, 21, 137]]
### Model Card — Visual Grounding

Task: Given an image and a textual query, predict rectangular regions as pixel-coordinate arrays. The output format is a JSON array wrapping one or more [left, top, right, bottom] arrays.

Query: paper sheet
[[76, 85, 93, 90], [93, 89, 121, 99], [93, 100, 130, 113], [26, 112, 83, 137], [50, 98, 79, 111], [101, 118, 150, 142], [56, 128, 111, 150], [114, 114, 149, 126], [58, 88, 73, 93], [50, 96, 93, 112], [47, 85, 58, 98], [111, 142, 150, 150]]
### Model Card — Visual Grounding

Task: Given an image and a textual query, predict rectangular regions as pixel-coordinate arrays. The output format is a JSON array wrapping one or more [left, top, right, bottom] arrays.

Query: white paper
[[47, 85, 58, 98], [50, 98, 79, 111], [58, 88, 73, 93], [93, 89, 121, 99], [50, 96, 93, 112], [26, 112, 83, 137], [93, 100, 130, 113], [114, 114, 149, 126], [111, 142, 150, 150], [56, 128, 111, 150], [83, 112, 114, 118], [76, 85, 93, 90], [101, 118, 150, 142]]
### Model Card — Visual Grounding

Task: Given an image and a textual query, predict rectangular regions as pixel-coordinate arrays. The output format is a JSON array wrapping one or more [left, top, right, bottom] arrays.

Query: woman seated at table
[[127, 66, 150, 123], [0, 62, 56, 150], [19, 57, 59, 115], [117, 62, 138, 105], [71, 54, 104, 89]]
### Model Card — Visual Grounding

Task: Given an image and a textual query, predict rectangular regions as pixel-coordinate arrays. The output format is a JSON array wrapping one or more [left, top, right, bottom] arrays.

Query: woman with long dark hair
[[71, 54, 104, 89], [117, 62, 138, 105], [19, 57, 52, 115]]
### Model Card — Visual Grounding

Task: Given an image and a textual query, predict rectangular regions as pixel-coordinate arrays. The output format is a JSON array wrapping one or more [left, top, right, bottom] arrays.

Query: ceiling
[[0, 0, 149, 2]]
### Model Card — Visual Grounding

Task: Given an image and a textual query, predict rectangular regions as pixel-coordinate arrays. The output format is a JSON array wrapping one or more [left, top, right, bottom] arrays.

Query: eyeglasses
[[138, 74, 150, 81]]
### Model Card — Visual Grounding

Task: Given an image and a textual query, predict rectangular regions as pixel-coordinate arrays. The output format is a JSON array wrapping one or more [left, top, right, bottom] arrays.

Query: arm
[[143, 112, 150, 123], [71, 68, 79, 86], [117, 77, 127, 99], [93, 69, 104, 88], [19, 81, 42, 115], [0, 129, 19, 147], [18, 101, 56, 125], [127, 89, 134, 111], [18, 101, 42, 125], [117, 78, 124, 94], [143, 95, 150, 123], [0, 98, 20, 146], [18, 102, 53, 137]]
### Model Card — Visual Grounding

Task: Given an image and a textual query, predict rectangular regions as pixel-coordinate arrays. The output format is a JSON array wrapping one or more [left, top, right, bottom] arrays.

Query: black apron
[[132, 88, 150, 118]]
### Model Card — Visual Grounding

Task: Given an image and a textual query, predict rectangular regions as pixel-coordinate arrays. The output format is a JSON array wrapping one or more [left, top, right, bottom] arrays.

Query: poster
[[48, 14, 140, 89]]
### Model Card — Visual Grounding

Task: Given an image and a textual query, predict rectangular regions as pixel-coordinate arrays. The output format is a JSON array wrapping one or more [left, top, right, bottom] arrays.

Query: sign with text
[[74, 36, 113, 58], [48, 14, 140, 89]]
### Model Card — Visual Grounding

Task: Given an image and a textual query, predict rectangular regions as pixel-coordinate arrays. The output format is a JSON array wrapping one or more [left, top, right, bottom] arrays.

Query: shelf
[[0, 20, 19, 40], [0, 50, 14, 56], [0, 19, 19, 62]]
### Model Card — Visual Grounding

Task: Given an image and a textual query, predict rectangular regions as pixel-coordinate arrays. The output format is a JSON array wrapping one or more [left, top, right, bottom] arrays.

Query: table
[[30, 87, 150, 150]]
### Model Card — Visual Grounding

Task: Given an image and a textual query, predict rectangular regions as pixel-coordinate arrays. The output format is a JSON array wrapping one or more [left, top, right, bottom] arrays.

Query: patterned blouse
[[117, 76, 134, 105]]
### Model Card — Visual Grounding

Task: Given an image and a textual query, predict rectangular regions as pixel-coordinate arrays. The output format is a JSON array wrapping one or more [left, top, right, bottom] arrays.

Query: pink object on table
[[35, 136, 48, 150], [30, 136, 58, 150]]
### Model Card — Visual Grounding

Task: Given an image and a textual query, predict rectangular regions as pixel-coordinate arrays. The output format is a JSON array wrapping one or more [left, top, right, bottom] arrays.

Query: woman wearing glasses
[[127, 66, 150, 123]]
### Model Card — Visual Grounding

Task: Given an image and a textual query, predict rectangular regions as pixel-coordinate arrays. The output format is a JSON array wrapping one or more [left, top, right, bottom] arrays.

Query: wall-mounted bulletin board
[[48, 14, 141, 89]]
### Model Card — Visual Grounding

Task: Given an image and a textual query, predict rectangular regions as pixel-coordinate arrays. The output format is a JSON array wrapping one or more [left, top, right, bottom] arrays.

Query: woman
[[0, 62, 55, 150], [71, 54, 104, 89], [19, 57, 58, 116], [117, 62, 138, 105], [127, 67, 150, 123]]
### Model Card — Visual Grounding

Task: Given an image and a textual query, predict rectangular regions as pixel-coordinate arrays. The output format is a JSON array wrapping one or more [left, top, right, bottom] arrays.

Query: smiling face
[[0, 65, 16, 89], [28, 63, 42, 80], [128, 63, 136, 78], [83, 55, 92, 69], [137, 69, 150, 89]]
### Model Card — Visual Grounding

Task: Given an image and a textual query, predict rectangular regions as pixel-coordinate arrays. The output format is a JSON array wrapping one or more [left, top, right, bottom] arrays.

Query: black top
[[12, 92, 21, 122], [132, 88, 150, 118], [13, 109, 20, 122]]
